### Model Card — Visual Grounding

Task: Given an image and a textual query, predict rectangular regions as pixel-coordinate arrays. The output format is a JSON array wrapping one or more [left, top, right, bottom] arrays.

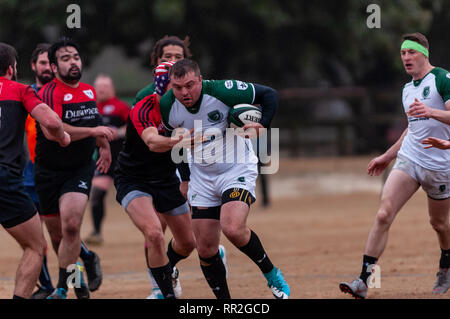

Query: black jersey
[[36, 78, 101, 170], [0, 77, 42, 175], [115, 94, 176, 181]]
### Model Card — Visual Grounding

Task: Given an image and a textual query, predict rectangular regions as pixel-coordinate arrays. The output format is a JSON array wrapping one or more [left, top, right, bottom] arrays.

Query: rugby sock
[[359, 255, 378, 285], [199, 251, 231, 299], [13, 295, 25, 299], [79, 241, 93, 261], [167, 239, 188, 267], [91, 188, 106, 234], [57, 267, 70, 291], [439, 249, 450, 269], [150, 263, 175, 299], [238, 230, 274, 274], [39, 254, 54, 291]]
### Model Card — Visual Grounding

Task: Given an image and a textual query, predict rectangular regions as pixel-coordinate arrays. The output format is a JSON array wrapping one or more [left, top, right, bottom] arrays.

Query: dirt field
[[1, 156, 449, 299]]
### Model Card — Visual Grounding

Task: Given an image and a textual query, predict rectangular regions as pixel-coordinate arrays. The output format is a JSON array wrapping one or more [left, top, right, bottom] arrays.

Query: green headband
[[401, 40, 429, 58]]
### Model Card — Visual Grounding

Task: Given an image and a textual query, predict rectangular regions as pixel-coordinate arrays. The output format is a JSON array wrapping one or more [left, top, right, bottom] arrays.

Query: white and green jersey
[[399, 67, 450, 171], [160, 79, 258, 172]]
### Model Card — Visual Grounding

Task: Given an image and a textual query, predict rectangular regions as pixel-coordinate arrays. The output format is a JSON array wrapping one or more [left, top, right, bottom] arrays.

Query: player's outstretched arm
[[31, 103, 70, 147], [252, 83, 278, 129], [408, 99, 450, 124], [62, 124, 116, 142], [141, 126, 190, 152], [421, 137, 450, 150], [367, 128, 408, 176]]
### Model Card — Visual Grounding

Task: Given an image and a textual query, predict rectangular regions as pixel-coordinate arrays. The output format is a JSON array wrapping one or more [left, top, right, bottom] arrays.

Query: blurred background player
[[85, 74, 130, 245], [160, 59, 290, 299], [35, 37, 113, 299], [133, 35, 192, 106], [339, 32, 450, 299], [0, 42, 70, 299], [114, 61, 196, 299]]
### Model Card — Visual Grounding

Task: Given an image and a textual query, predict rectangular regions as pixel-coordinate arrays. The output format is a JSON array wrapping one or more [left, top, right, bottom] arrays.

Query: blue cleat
[[264, 267, 290, 299], [46, 288, 67, 299]]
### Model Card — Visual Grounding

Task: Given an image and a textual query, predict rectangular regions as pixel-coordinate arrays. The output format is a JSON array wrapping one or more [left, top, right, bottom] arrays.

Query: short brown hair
[[401, 32, 429, 50], [169, 59, 201, 79], [150, 35, 192, 66], [31, 43, 51, 64], [0, 42, 17, 76]]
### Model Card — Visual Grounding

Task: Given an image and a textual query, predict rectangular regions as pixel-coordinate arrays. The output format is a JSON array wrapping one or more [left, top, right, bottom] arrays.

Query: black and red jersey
[[115, 94, 175, 181], [36, 78, 101, 170], [0, 76, 42, 175], [97, 96, 130, 128], [97, 96, 130, 159]]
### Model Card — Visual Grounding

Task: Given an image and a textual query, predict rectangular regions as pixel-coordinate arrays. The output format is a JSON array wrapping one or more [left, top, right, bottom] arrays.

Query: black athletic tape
[[221, 188, 255, 207], [191, 206, 221, 220]]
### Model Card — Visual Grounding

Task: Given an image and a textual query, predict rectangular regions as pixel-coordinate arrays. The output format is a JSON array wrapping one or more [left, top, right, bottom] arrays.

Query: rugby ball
[[228, 104, 262, 128]]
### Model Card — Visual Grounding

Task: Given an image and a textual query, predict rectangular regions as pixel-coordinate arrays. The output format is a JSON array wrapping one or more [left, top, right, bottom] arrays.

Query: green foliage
[[0, 0, 448, 89]]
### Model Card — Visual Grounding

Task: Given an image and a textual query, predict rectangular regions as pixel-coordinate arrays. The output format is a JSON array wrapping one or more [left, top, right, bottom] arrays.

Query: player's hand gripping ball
[[227, 104, 262, 128]]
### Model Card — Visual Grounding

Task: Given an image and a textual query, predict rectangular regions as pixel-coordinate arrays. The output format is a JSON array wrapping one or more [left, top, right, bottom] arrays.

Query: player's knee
[[222, 222, 246, 243], [177, 237, 196, 255], [429, 218, 449, 234], [197, 243, 218, 259], [375, 204, 395, 227], [144, 228, 165, 247], [62, 220, 81, 238], [26, 236, 45, 259]]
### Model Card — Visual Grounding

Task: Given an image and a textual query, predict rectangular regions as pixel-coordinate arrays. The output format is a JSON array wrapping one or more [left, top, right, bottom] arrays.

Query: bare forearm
[[63, 123, 94, 141], [429, 108, 450, 125], [146, 134, 174, 152], [31, 104, 65, 142]]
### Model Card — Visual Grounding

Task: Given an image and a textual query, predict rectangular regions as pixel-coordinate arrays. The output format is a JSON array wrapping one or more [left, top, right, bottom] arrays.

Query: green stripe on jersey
[[431, 67, 450, 103], [203, 79, 255, 107]]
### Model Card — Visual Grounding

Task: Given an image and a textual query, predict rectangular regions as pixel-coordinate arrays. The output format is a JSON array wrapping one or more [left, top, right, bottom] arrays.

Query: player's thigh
[[191, 216, 221, 255], [379, 168, 419, 214], [220, 200, 250, 230], [164, 212, 195, 244], [6, 213, 45, 251], [92, 175, 113, 191], [125, 196, 162, 234]]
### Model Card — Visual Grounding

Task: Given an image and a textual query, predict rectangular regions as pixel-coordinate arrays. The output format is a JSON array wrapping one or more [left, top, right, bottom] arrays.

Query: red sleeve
[[131, 96, 160, 136], [118, 100, 131, 123], [21, 85, 42, 113], [40, 82, 63, 118]]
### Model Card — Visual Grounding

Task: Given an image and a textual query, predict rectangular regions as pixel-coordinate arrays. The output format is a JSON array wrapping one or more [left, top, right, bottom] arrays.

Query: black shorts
[[114, 173, 187, 214], [0, 167, 37, 228], [35, 161, 96, 216]]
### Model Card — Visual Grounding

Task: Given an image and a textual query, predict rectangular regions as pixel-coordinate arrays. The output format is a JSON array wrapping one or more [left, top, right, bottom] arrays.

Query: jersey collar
[[412, 67, 435, 87]]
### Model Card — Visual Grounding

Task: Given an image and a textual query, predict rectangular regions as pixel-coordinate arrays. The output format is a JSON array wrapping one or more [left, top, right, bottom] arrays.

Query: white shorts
[[393, 153, 450, 200], [188, 163, 258, 207]]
